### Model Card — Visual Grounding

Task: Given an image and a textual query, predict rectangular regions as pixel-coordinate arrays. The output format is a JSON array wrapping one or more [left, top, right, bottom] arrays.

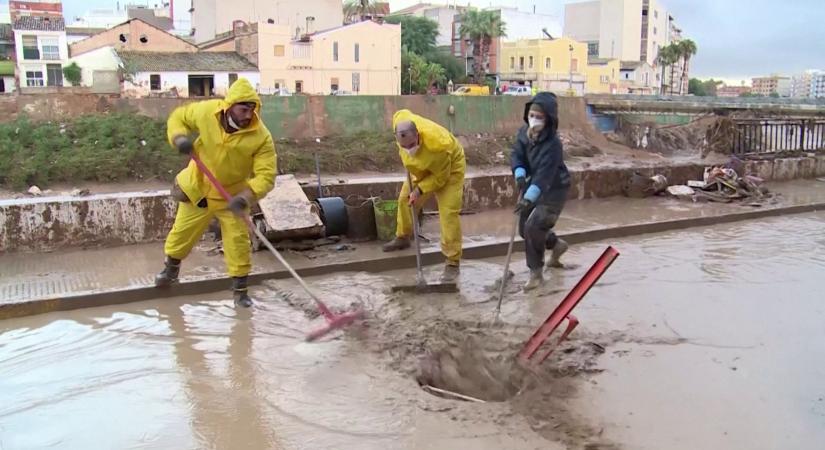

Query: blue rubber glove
[[515, 184, 541, 213], [514, 167, 527, 190]]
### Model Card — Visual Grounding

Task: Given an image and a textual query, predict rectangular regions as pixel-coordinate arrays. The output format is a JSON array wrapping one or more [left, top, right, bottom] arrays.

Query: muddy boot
[[523, 269, 544, 292], [547, 239, 569, 268], [154, 257, 181, 287], [382, 237, 411, 252], [232, 277, 253, 308], [440, 264, 460, 283]]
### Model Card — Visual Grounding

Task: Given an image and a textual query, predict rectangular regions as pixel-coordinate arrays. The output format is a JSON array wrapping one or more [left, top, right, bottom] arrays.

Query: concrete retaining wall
[[3, 156, 824, 253]]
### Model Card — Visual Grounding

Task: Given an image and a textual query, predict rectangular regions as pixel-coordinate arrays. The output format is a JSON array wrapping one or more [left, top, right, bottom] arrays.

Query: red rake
[[191, 155, 364, 341], [518, 246, 619, 365]]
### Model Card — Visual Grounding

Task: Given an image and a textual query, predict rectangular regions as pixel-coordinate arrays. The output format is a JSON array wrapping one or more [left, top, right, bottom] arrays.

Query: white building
[[117, 50, 260, 98], [791, 70, 824, 98], [810, 73, 825, 98], [393, 3, 466, 47], [191, 0, 343, 43], [68, 46, 122, 93], [12, 16, 69, 90], [68, 8, 127, 30], [565, 0, 672, 67]]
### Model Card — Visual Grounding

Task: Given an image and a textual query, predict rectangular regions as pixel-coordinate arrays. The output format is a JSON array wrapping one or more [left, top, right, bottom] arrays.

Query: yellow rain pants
[[392, 109, 466, 266], [164, 200, 251, 277], [163, 78, 276, 277]]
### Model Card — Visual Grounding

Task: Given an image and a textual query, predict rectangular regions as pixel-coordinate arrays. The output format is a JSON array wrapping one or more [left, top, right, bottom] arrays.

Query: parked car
[[504, 85, 532, 96], [451, 85, 490, 96]]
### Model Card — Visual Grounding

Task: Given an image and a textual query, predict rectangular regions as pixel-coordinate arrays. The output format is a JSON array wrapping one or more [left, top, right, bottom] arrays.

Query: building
[[127, 5, 173, 31], [619, 60, 657, 94], [790, 70, 824, 98], [451, 6, 563, 80], [233, 20, 400, 95], [191, 0, 343, 44], [752, 75, 791, 97], [66, 46, 121, 93], [12, 16, 68, 90], [67, 7, 127, 30], [812, 73, 825, 99], [585, 57, 620, 94], [70, 19, 198, 58], [564, 0, 672, 67], [0, 23, 14, 60], [0, 60, 15, 93], [66, 26, 107, 44], [118, 51, 260, 97], [393, 3, 466, 47], [9, 0, 62, 21], [716, 85, 751, 97], [499, 37, 589, 95]]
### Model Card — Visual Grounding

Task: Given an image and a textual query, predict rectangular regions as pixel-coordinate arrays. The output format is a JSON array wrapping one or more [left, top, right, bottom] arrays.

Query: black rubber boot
[[154, 257, 181, 287], [232, 277, 253, 308]]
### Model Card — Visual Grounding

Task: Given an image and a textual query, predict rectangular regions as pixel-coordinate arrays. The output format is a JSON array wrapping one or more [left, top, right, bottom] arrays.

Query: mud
[[2, 212, 825, 449]]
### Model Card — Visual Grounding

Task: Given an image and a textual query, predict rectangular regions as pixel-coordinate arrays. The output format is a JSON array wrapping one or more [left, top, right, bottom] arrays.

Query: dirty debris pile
[[624, 156, 776, 206]]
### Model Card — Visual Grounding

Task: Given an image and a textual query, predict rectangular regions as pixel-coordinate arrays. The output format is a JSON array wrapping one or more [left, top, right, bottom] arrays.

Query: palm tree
[[459, 9, 506, 84], [656, 44, 679, 95], [676, 39, 697, 95], [343, 0, 383, 24]]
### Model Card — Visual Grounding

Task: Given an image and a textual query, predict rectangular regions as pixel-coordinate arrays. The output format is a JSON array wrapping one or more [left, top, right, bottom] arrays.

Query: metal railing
[[732, 119, 825, 154]]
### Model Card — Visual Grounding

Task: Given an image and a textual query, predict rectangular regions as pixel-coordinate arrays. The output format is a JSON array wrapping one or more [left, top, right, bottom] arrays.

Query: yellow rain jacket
[[392, 109, 466, 265], [163, 78, 277, 277]]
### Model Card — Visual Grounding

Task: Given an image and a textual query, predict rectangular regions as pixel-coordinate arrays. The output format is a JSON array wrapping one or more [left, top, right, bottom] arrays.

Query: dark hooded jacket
[[510, 92, 571, 200]]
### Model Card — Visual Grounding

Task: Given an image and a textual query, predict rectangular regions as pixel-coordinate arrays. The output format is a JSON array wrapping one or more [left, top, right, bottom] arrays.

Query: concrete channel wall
[[3, 157, 825, 253]]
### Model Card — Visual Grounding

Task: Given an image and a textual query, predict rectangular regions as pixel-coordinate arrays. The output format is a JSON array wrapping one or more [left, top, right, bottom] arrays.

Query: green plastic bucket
[[372, 198, 398, 241]]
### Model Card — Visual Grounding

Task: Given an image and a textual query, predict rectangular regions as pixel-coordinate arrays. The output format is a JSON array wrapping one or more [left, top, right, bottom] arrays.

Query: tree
[[343, 0, 383, 24], [459, 9, 506, 84], [385, 15, 439, 56], [402, 50, 446, 94], [676, 39, 697, 95], [688, 78, 706, 96], [62, 62, 82, 86], [656, 45, 679, 95], [425, 49, 468, 86]]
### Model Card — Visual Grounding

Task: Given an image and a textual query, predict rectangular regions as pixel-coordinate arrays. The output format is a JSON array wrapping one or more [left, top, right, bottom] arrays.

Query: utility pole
[[568, 44, 574, 92]]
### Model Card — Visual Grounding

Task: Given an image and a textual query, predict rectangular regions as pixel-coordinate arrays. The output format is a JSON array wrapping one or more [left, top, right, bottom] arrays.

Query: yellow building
[[227, 20, 401, 95], [584, 57, 620, 94], [500, 37, 619, 95]]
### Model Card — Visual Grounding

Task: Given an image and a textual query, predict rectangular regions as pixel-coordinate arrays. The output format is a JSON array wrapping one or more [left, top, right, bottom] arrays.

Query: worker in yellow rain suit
[[154, 78, 276, 307], [382, 109, 466, 282]]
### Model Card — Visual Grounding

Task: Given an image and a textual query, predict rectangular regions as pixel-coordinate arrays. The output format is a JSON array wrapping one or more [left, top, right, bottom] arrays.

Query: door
[[295, 81, 303, 94], [46, 64, 63, 87], [0, 78, 4, 93]]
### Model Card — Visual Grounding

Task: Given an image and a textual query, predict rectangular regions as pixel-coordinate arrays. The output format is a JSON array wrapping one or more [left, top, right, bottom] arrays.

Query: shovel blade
[[391, 283, 459, 294]]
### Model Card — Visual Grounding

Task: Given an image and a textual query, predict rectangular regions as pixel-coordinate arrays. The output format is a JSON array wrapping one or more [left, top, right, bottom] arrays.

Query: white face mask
[[405, 145, 420, 156], [528, 117, 545, 130], [226, 112, 241, 131]]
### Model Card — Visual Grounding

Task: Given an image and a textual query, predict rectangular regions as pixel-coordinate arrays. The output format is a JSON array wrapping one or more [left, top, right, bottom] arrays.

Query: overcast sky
[[4, 0, 823, 83]]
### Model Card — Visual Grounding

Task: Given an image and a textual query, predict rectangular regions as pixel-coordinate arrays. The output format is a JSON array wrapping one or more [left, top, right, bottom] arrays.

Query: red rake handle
[[519, 246, 620, 363], [189, 154, 336, 320]]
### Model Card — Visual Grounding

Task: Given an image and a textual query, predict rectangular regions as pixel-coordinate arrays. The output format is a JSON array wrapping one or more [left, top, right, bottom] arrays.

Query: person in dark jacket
[[511, 92, 571, 291]]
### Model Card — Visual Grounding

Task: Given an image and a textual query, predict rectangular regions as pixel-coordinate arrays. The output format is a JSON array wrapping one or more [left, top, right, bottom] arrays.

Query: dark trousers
[[519, 190, 567, 270]]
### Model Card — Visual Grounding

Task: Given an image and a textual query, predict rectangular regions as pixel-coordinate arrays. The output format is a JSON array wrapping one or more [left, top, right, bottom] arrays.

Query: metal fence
[[732, 119, 825, 154]]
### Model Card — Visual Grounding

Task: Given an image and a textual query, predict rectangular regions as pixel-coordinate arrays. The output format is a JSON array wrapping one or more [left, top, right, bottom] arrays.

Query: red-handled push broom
[[191, 154, 364, 341]]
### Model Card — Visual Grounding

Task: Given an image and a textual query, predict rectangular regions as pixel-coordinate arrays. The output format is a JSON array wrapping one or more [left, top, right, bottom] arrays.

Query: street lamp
[[408, 67, 412, 95], [568, 44, 574, 92]]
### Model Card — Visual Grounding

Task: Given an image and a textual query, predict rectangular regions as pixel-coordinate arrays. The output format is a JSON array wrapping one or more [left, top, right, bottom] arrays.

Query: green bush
[[0, 113, 182, 189]]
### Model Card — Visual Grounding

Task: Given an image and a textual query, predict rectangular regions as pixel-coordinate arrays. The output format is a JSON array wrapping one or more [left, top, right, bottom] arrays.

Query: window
[[25, 70, 44, 86], [330, 77, 339, 92], [352, 72, 360, 93], [571, 58, 579, 72], [654, 10, 658, 18], [528, 56, 533, 69], [333, 41, 338, 62], [510, 57, 515, 69], [354, 43, 360, 63], [545, 57, 551, 69], [519, 56, 524, 70], [588, 42, 599, 56], [228, 73, 238, 86], [150, 74, 161, 91], [600, 75, 609, 84], [46, 64, 63, 86], [41, 38, 60, 60], [22, 35, 39, 60], [293, 44, 310, 58], [453, 40, 461, 56], [295, 80, 303, 93], [274, 45, 285, 56], [653, 26, 657, 36]]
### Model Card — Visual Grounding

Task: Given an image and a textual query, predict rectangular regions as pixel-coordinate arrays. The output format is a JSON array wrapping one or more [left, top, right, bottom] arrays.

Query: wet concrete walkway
[[2, 180, 825, 315], [1, 212, 824, 449]]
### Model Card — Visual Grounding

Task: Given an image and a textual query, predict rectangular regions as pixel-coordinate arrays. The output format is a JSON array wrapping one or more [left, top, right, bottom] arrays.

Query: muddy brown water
[[2, 212, 825, 450]]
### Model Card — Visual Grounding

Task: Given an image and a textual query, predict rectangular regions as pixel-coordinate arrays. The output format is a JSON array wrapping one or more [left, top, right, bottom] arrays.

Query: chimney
[[170, 0, 174, 24], [305, 16, 315, 35]]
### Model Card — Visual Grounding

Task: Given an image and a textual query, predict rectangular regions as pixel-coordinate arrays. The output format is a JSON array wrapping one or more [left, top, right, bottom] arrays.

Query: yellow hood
[[223, 78, 261, 111]]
